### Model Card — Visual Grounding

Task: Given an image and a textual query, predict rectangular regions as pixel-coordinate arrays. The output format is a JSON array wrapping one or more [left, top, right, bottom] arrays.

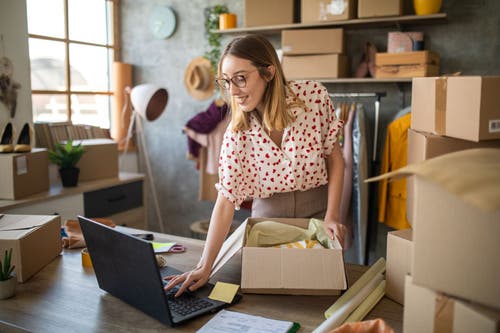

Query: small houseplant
[[204, 5, 229, 72], [48, 140, 85, 187], [0, 248, 16, 299]]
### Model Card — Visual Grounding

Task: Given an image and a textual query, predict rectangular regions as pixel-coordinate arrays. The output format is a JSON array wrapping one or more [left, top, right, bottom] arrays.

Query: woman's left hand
[[323, 219, 351, 249]]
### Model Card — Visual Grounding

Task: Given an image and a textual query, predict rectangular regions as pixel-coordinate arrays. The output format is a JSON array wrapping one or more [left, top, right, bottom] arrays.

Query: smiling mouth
[[235, 96, 248, 104]]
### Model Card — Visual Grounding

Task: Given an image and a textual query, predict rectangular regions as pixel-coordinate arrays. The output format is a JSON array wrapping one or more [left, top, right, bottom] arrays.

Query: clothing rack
[[329, 92, 386, 162]]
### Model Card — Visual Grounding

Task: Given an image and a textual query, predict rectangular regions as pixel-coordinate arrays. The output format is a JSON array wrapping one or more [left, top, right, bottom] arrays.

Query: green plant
[[204, 5, 229, 72], [48, 140, 85, 169], [0, 248, 15, 281]]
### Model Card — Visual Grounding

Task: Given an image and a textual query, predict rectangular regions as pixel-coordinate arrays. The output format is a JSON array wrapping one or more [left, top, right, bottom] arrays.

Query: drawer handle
[[107, 194, 126, 203]]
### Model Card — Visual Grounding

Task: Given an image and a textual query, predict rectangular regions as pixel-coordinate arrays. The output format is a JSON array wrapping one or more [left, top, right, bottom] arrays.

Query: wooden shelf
[[213, 13, 447, 34], [318, 77, 412, 84]]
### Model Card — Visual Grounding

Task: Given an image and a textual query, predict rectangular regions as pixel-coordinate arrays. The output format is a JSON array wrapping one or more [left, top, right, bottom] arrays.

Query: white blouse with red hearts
[[215, 80, 343, 210]]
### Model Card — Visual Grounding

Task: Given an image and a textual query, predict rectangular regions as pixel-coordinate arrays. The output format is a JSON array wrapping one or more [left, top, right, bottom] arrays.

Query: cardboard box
[[406, 129, 500, 224], [0, 148, 49, 200], [74, 139, 118, 182], [301, 0, 355, 23], [385, 229, 412, 305], [282, 54, 349, 79], [244, 0, 294, 27], [367, 149, 500, 309], [445, 76, 500, 141], [0, 215, 62, 282], [211, 218, 347, 295], [387, 31, 424, 53], [412, 76, 500, 141], [358, 0, 402, 18], [404, 276, 500, 333], [282, 28, 344, 55]]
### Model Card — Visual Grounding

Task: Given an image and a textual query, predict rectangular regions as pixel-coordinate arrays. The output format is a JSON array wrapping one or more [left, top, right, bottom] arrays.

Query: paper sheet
[[197, 310, 294, 333], [208, 282, 239, 303]]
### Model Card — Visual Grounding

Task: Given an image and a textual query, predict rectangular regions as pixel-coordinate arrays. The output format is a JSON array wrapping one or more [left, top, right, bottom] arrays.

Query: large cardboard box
[[244, 0, 294, 27], [301, 0, 356, 23], [211, 218, 347, 295], [385, 229, 412, 305], [404, 276, 500, 333], [358, 0, 402, 18], [282, 54, 348, 79], [0, 215, 62, 282], [406, 128, 500, 224], [282, 28, 344, 55], [412, 76, 500, 141], [0, 148, 49, 200], [367, 149, 500, 309], [74, 139, 118, 182]]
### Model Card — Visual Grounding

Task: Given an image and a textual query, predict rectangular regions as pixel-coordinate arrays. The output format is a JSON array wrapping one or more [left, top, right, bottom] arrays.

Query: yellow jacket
[[378, 113, 411, 230]]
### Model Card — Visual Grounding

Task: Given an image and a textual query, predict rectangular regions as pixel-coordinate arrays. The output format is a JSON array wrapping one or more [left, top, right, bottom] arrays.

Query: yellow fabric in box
[[273, 239, 325, 249]]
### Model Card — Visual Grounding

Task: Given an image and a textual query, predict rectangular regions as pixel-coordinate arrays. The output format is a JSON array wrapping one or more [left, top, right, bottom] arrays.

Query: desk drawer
[[84, 181, 143, 217]]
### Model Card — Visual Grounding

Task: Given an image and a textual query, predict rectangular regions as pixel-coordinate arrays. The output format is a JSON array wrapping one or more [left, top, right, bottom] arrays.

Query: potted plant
[[0, 248, 16, 299], [48, 140, 85, 187], [204, 5, 229, 72]]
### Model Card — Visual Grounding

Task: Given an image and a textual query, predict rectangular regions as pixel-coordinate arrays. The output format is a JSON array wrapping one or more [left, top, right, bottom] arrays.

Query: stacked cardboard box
[[244, 0, 294, 27], [281, 28, 348, 79], [301, 0, 355, 23], [375, 51, 440, 78]]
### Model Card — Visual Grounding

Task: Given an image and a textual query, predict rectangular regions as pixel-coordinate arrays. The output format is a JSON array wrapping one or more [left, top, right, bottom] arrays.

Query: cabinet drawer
[[84, 181, 143, 217]]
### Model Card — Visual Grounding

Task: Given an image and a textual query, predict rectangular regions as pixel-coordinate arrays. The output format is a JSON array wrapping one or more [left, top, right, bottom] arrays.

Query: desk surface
[[0, 228, 402, 332]]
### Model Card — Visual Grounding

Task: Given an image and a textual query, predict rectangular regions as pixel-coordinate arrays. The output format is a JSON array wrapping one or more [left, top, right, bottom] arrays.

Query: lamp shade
[[130, 84, 168, 121]]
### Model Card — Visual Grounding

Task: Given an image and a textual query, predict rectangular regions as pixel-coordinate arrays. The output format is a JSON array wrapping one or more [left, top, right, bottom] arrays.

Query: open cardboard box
[[0, 215, 62, 282], [211, 217, 347, 295], [368, 148, 500, 309]]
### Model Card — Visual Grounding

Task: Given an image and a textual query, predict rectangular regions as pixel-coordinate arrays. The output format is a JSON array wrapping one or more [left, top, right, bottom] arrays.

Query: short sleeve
[[319, 86, 343, 155], [215, 129, 246, 210]]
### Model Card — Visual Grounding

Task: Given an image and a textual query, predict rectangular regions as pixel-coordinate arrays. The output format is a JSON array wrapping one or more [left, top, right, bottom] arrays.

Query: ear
[[265, 65, 276, 81]]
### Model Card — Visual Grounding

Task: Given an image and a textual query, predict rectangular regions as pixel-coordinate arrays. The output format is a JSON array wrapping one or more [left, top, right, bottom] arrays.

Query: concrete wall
[[121, 0, 500, 236]]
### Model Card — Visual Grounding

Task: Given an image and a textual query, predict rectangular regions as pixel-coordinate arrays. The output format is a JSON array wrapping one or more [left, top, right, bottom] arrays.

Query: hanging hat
[[184, 57, 215, 101]]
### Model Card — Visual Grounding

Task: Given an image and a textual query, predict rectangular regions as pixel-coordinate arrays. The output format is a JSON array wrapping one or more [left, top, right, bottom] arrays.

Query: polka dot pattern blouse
[[215, 80, 343, 210]]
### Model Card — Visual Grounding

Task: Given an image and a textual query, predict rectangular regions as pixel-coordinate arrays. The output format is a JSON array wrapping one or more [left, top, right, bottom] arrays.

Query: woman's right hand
[[163, 265, 211, 297]]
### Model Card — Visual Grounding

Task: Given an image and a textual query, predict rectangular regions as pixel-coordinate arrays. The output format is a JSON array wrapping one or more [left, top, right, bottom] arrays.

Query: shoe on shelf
[[14, 123, 32, 153], [0, 122, 14, 153]]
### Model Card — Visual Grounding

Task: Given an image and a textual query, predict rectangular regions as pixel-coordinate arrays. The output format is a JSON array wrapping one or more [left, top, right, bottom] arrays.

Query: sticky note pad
[[208, 282, 239, 304], [151, 242, 175, 253]]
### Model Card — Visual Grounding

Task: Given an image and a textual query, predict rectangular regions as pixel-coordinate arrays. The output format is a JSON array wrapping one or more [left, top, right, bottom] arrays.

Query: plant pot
[[59, 167, 80, 187], [0, 276, 17, 299], [413, 0, 442, 15]]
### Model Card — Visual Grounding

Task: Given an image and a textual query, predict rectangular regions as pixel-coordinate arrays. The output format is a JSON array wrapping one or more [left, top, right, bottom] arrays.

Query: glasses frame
[[215, 69, 260, 90]]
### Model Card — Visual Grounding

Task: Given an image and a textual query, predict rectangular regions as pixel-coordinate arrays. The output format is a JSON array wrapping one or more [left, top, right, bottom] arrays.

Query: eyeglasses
[[215, 69, 259, 90]]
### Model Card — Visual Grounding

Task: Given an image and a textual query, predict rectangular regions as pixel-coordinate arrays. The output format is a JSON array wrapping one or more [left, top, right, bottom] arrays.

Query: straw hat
[[184, 57, 215, 101]]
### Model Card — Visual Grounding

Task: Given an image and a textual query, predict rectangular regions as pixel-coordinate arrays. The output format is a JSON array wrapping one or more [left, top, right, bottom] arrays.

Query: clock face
[[149, 6, 177, 39]]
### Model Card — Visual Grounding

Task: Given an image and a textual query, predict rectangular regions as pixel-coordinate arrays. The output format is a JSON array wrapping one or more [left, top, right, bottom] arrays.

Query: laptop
[[78, 216, 240, 327]]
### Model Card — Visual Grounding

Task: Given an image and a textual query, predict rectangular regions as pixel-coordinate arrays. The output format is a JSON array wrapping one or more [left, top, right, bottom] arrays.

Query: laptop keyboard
[[166, 288, 214, 317]]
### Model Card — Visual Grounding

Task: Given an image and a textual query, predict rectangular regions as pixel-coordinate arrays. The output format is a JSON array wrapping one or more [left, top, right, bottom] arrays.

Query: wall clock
[[149, 5, 177, 39]]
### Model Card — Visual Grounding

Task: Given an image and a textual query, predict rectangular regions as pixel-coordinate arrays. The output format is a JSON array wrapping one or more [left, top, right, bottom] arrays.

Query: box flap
[[0, 215, 56, 239], [366, 148, 500, 211], [210, 220, 246, 277]]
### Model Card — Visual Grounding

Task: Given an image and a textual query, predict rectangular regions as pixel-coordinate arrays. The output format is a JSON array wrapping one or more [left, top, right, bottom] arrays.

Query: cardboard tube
[[313, 273, 385, 333], [344, 280, 386, 323], [111, 62, 132, 150], [324, 257, 386, 318]]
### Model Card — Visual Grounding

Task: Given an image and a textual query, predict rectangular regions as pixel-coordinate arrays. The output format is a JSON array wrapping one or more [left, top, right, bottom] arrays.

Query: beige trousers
[[251, 185, 328, 219]]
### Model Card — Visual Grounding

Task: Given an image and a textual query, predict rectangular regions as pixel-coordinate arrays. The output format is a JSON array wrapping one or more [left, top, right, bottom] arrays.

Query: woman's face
[[221, 55, 269, 113]]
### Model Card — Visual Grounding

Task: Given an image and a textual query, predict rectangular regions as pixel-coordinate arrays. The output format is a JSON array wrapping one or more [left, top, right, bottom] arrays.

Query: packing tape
[[81, 248, 93, 268]]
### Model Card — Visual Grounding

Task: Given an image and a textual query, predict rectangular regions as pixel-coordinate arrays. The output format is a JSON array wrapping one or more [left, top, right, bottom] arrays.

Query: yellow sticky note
[[208, 282, 239, 304]]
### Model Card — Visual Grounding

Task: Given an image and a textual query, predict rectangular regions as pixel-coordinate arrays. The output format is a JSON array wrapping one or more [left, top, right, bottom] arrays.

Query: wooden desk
[[0, 228, 402, 332]]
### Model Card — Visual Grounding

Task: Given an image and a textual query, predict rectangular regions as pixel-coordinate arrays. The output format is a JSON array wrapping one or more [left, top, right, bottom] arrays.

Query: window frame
[[28, 0, 121, 127]]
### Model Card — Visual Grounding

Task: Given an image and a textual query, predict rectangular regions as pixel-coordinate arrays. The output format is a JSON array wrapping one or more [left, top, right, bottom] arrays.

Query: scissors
[[168, 244, 186, 253]]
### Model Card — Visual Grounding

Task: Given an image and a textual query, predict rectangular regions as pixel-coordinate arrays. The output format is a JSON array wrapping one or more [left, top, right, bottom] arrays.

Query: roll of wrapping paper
[[344, 280, 386, 323], [111, 62, 132, 150], [324, 257, 386, 318], [313, 274, 385, 333], [81, 248, 93, 268]]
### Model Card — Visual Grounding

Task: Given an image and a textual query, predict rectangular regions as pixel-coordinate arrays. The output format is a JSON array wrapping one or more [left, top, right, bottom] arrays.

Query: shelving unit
[[213, 13, 447, 35]]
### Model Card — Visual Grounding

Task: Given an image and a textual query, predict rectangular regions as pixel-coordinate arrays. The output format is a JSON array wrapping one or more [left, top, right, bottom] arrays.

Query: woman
[[166, 34, 347, 296]]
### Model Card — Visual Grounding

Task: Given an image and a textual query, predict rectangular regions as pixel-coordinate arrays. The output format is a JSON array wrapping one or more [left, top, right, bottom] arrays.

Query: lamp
[[121, 84, 168, 233]]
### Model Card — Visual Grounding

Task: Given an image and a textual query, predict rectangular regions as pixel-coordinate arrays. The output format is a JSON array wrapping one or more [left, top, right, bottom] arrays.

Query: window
[[27, 0, 119, 129]]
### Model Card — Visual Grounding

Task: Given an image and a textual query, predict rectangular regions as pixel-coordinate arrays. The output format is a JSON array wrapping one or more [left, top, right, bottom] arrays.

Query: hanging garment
[[378, 112, 411, 230], [345, 103, 369, 265]]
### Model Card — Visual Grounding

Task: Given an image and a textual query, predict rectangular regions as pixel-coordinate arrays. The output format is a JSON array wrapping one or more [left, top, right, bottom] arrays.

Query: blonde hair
[[218, 35, 296, 132]]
